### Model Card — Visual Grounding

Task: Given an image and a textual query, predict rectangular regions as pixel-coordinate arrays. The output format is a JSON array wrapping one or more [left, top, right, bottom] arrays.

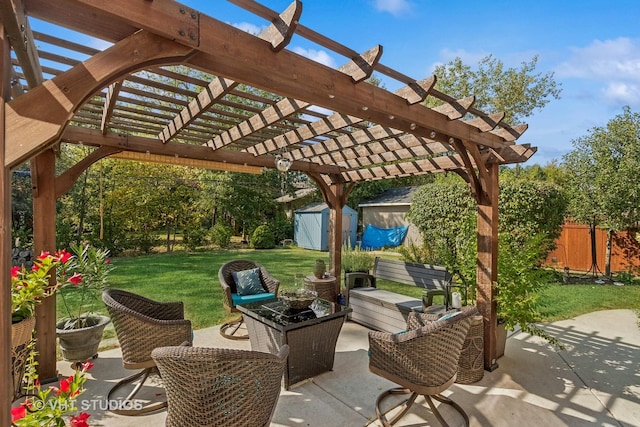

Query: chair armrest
[[345, 272, 375, 290], [260, 267, 280, 295]]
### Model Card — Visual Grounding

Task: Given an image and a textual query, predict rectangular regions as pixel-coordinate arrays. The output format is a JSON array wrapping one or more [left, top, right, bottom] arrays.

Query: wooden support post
[[33, 149, 58, 382], [328, 186, 343, 298], [1, 23, 13, 425], [476, 163, 499, 371]]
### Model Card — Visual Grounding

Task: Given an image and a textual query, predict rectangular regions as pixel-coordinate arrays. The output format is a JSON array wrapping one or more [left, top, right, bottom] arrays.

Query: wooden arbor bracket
[[4, 30, 195, 168]]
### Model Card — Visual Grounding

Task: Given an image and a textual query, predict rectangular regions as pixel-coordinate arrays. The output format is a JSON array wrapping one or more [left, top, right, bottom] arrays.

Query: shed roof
[[359, 186, 419, 207], [295, 202, 356, 214]]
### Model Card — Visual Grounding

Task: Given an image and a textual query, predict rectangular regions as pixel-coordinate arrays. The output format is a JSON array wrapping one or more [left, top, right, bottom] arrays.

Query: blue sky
[[190, 0, 640, 166]]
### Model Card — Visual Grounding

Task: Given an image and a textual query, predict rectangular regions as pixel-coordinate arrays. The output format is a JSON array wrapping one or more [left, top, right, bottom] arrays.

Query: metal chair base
[[220, 316, 249, 340], [107, 367, 167, 415], [375, 387, 469, 427]]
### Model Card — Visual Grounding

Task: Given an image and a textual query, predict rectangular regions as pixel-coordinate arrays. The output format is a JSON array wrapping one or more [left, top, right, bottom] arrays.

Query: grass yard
[[57, 247, 640, 341]]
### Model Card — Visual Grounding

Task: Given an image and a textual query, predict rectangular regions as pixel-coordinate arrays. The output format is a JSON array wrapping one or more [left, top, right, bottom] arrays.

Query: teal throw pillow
[[233, 268, 265, 296]]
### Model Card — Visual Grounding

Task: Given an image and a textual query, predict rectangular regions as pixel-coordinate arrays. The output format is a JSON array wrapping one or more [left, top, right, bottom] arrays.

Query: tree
[[430, 55, 561, 125], [563, 106, 640, 275]]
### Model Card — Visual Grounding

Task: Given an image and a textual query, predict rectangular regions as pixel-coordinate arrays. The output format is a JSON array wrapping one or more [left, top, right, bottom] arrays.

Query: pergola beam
[[60, 126, 346, 175]]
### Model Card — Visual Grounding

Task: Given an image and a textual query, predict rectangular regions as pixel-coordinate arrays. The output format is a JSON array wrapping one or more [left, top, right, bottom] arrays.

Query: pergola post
[[1, 23, 13, 425], [32, 149, 58, 381], [476, 162, 499, 370], [327, 183, 344, 293]]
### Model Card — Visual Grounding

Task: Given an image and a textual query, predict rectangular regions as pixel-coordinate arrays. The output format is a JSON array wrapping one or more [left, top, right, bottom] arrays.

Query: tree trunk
[[605, 230, 613, 277]]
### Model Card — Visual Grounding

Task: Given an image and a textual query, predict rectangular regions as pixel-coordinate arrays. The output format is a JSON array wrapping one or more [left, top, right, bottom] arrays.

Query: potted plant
[[341, 242, 375, 289], [12, 345, 92, 427], [11, 250, 71, 399], [56, 244, 114, 364]]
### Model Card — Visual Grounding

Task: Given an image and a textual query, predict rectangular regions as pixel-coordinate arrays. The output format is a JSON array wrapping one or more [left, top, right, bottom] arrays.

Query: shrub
[[341, 242, 374, 272], [183, 226, 208, 250], [210, 224, 234, 248], [251, 225, 275, 249]]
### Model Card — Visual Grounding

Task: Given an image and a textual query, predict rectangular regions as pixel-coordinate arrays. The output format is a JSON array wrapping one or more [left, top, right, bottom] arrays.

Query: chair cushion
[[233, 268, 266, 296], [231, 292, 276, 306]]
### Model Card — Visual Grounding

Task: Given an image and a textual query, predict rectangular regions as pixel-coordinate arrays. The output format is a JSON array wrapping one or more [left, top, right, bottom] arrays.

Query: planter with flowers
[[11, 250, 71, 400], [56, 244, 114, 364], [12, 345, 92, 427]]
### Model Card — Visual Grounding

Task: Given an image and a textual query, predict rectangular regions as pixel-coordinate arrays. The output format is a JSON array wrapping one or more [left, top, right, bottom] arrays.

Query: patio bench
[[345, 257, 453, 333]]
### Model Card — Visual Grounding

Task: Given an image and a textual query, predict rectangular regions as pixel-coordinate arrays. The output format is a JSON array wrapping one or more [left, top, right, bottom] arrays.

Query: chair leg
[[424, 393, 470, 427], [107, 367, 167, 415], [220, 316, 249, 340], [375, 387, 419, 426]]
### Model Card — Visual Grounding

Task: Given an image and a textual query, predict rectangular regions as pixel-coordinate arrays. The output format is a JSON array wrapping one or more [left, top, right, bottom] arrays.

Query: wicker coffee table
[[237, 298, 351, 389]]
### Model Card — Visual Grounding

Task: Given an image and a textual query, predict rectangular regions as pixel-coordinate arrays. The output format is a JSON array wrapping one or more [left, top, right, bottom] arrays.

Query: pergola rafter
[[0, 0, 540, 417]]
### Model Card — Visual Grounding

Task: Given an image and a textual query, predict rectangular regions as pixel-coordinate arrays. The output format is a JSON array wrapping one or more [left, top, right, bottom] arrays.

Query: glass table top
[[237, 298, 351, 328]]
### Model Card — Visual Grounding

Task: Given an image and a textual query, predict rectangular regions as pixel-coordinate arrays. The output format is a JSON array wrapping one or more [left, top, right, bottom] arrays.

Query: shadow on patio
[[57, 309, 639, 427]]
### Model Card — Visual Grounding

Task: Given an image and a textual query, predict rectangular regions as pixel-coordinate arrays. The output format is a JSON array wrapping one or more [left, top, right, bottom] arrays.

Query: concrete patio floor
[[56, 309, 640, 427]]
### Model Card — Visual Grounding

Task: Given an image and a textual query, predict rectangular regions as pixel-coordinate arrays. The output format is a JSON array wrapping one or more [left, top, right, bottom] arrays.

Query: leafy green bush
[[271, 214, 294, 243], [341, 243, 374, 272], [130, 231, 158, 254], [210, 224, 234, 248], [182, 226, 208, 250], [251, 225, 275, 249]]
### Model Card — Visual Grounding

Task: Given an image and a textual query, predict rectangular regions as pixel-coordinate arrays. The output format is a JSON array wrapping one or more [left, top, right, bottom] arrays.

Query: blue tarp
[[360, 224, 409, 250]]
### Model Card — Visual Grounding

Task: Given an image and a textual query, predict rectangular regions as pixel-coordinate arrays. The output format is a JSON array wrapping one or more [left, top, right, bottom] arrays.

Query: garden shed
[[359, 186, 422, 248], [295, 202, 357, 251]]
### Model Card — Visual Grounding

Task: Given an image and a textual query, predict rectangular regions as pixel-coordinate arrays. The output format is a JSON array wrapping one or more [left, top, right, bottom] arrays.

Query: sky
[[188, 0, 640, 166], [31, 0, 640, 167]]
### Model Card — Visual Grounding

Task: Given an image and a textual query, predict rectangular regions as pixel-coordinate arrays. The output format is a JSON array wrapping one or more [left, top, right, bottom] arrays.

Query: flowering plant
[[12, 346, 92, 427], [57, 244, 113, 330], [11, 250, 77, 323]]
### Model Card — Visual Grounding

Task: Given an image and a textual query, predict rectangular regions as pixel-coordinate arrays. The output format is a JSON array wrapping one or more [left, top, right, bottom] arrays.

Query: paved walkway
[[57, 309, 640, 426]]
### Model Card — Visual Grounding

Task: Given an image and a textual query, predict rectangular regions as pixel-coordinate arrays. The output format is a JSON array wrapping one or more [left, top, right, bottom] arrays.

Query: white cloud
[[437, 48, 490, 66], [602, 82, 640, 105], [291, 47, 337, 68], [556, 37, 640, 107], [373, 0, 412, 17], [231, 21, 263, 36], [556, 37, 640, 80]]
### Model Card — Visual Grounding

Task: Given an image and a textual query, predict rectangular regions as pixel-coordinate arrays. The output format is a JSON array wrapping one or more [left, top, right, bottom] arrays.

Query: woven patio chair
[[218, 260, 279, 339], [368, 305, 478, 427], [102, 289, 193, 415], [151, 344, 289, 427]]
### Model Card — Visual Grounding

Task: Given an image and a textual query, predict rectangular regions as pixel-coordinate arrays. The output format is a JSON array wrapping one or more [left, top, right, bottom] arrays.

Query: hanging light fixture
[[275, 146, 292, 173]]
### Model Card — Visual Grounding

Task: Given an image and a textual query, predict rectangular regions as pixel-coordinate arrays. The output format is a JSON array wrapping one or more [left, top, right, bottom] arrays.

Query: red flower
[[105, 258, 111, 264], [37, 251, 51, 260], [68, 273, 83, 285], [11, 404, 26, 421], [70, 412, 90, 427], [58, 376, 73, 394], [11, 266, 20, 278], [81, 360, 95, 372], [55, 249, 72, 264]]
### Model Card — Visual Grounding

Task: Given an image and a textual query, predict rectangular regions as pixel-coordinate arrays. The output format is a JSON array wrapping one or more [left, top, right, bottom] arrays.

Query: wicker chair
[[368, 305, 478, 427], [102, 289, 193, 415], [218, 260, 279, 339], [151, 345, 289, 427]]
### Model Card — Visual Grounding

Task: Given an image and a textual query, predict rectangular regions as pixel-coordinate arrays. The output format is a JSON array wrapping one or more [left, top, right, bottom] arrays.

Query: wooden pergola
[[0, 0, 536, 419]]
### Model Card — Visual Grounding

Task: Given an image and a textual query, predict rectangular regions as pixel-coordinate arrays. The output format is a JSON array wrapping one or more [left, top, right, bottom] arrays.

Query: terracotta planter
[[56, 314, 110, 363], [12, 316, 36, 400]]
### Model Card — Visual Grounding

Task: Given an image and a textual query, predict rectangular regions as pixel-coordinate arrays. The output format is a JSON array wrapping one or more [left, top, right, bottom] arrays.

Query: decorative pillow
[[233, 268, 265, 296]]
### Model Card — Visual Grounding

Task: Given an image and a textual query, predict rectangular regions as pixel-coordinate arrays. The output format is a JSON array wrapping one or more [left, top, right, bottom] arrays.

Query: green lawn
[[57, 247, 640, 337], [57, 247, 331, 331]]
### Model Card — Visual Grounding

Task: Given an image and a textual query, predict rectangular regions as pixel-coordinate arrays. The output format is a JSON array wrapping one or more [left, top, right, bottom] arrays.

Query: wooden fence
[[544, 222, 640, 273]]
